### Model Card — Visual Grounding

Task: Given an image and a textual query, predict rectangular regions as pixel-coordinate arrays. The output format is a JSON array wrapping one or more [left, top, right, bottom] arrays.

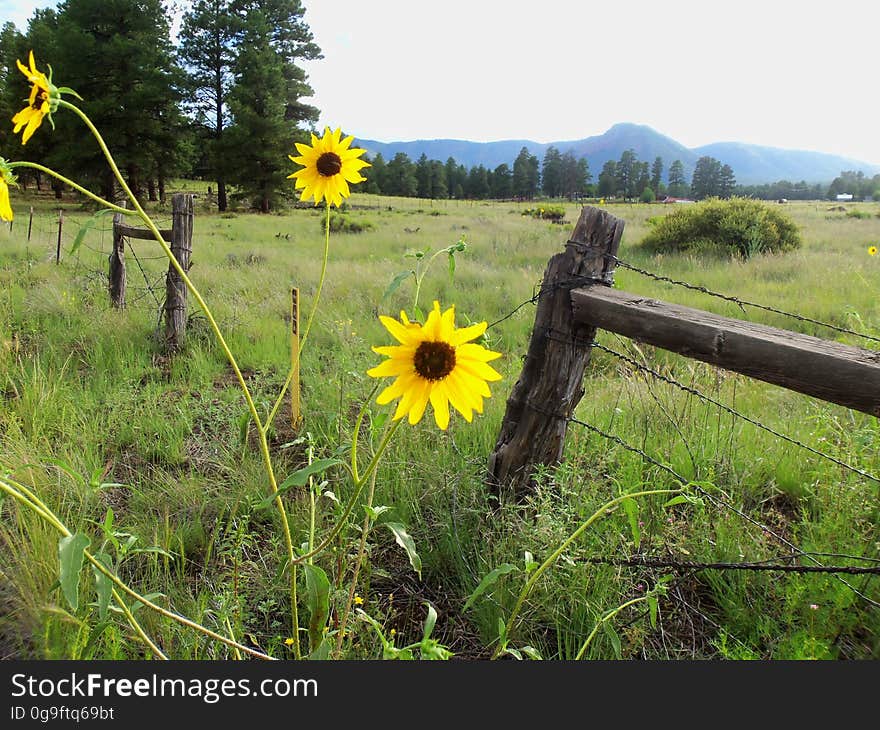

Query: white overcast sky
[[4, 0, 880, 164]]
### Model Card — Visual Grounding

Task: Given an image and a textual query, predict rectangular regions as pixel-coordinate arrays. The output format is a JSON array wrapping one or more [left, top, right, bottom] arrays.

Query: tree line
[[0, 3, 872, 211], [0, 0, 319, 213]]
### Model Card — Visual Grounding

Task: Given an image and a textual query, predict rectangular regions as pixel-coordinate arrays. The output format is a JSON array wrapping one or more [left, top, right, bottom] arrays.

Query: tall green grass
[[1, 193, 878, 659]]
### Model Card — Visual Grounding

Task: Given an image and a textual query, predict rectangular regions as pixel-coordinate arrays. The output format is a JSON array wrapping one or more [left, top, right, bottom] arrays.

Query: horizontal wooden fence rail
[[571, 286, 880, 418], [114, 223, 173, 241], [489, 205, 880, 498]]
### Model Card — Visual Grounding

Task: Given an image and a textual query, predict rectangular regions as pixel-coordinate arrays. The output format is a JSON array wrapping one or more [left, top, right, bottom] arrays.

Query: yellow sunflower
[[11, 51, 53, 145], [367, 301, 502, 430], [288, 127, 370, 207], [869, 246, 878, 256], [0, 159, 15, 222]]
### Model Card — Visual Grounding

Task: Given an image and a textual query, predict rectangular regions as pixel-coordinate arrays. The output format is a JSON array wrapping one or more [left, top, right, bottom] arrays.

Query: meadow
[[1, 188, 879, 660]]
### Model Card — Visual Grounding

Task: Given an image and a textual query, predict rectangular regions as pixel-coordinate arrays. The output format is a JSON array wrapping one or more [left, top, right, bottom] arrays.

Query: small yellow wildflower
[[284, 637, 295, 647], [354, 594, 364, 606], [390, 628, 397, 638], [869, 245, 878, 256], [287, 127, 370, 207]]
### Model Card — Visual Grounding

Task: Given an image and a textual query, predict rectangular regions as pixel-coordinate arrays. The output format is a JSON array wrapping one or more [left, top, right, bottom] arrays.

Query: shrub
[[639, 197, 801, 258], [522, 205, 566, 222], [640, 187, 656, 203], [325, 213, 374, 233]]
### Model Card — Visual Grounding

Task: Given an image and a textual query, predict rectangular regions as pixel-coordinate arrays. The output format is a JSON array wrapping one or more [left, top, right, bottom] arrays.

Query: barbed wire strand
[[565, 414, 880, 609], [609, 254, 880, 346], [590, 338, 880, 484], [581, 555, 880, 575]]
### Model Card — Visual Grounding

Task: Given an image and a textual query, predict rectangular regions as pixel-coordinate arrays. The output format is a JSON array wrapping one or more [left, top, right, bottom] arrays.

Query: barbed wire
[[566, 415, 880, 609], [590, 338, 880, 484], [580, 555, 880, 575], [608, 254, 880, 346]]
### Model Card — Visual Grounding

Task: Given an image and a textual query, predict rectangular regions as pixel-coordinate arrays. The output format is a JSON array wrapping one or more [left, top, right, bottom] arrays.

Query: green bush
[[522, 205, 566, 222], [639, 187, 656, 203], [326, 213, 374, 233], [640, 197, 801, 258]]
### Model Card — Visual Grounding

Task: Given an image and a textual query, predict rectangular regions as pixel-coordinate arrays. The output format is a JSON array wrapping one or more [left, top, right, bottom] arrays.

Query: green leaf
[[307, 638, 331, 660], [56, 85, 83, 100], [520, 645, 543, 660], [385, 522, 422, 579], [497, 617, 508, 646], [663, 495, 691, 508], [622, 497, 640, 549], [382, 270, 414, 302], [303, 563, 330, 653], [462, 563, 517, 612], [413, 305, 424, 323], [255, 459, 343, 508], [648, 596, 658, 629], [603, 621, 622, 659], [58, 533, 90, 612], [505, 647, 523, 660], [70, 209, 113, 255], [422, 602, 438, 643], [91, 551, 113, 621], [364, 505, 392, 521], [447, 251, 456, 280]]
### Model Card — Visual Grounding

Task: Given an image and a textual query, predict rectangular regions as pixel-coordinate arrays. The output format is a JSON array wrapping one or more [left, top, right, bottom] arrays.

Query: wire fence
[[486, 252, 880, 610], [10, 208, 176, 325]]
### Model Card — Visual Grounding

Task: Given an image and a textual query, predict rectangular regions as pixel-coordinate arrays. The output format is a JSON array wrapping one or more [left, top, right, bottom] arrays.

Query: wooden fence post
[[55, 209, 63, 264], [109, 203, 127, 308], [487, 206, 625, 500], [27, 207, 33, 242], [164, 193, 194, 351]]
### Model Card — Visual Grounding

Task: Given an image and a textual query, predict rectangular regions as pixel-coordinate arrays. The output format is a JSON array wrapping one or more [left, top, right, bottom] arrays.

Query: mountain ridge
[[357, 123, 880, 186]]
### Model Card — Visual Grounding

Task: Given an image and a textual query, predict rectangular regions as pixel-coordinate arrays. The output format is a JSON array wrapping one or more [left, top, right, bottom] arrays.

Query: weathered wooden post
[[109, 204, 127, 308], [487, 206, 625, 500], [164, 193, 194, 351], [55, 209, 63, 264], [27, 207, 33, 242]]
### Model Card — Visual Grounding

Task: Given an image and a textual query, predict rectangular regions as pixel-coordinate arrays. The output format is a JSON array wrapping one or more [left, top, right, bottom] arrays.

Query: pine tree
[[385, 152, 417, 196], [223, 8, 291, 212], [667, 159, 688, 197], [541, 146, 562, 197], [597, 160, 617, 198], [491, 163, 512, 199], [650, 156, 663, 195], [44, 0, 185, 201], [178, 0, 241, 211]]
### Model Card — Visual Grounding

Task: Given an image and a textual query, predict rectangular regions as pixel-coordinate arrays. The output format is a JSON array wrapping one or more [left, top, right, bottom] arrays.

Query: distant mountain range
[[358, 123, 880, 186]]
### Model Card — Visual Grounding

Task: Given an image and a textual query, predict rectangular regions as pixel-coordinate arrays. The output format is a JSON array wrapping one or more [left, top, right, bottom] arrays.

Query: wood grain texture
[[109, 210, 126, 309], [572, 286, 880, 417], [164, 194, 194, 352], [487, 206, 625, 499]]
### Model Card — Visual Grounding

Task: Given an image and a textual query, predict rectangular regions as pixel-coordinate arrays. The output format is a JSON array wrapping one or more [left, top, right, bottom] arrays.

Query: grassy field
[[1, 188, 879, 660]]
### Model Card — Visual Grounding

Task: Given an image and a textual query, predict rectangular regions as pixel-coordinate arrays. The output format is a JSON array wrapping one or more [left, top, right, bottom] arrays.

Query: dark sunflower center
[[413, 341, 456, 381], [316, 152, 342, 177]]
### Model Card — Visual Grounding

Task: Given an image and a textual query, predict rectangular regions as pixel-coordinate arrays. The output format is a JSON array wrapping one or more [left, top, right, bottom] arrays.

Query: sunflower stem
[[292, 418, 402, 566], [299, 201, 331, 353], [8, 161, 128, 213], [494, 487, 683, 659], [58, 98, 299, 641]]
